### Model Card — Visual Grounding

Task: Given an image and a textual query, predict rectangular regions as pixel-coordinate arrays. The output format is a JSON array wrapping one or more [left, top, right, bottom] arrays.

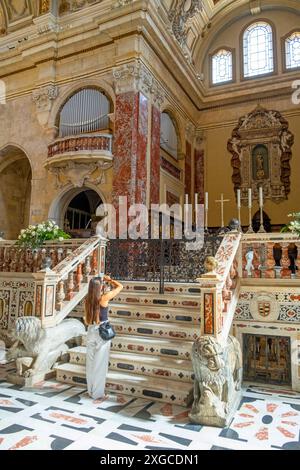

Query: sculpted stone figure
[[6, 316, 85, 381], [189, 335, 242, 427], [203, 256, 219, 278], [245, 249, 254, 277]]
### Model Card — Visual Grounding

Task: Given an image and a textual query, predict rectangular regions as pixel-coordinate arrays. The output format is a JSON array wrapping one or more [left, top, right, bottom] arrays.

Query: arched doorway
[[49, 186, 103, 238], [0, 146, 32, 239]]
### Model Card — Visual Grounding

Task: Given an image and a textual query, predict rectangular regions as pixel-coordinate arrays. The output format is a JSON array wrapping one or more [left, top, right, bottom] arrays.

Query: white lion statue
[[6, 317, 85, 379], [189, 335, 242, 427]]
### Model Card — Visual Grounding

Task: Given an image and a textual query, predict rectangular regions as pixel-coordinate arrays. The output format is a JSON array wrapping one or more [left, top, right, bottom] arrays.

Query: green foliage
[[16, 220, 71, 249], [281, 212, 300, 236]]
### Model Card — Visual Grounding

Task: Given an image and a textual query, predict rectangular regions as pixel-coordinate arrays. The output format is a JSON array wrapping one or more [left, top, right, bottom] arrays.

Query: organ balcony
[[44, 133, 114, 188]]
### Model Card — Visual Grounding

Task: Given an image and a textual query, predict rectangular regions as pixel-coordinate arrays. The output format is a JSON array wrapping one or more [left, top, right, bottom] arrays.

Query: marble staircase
[[55, 281, 201, 406]]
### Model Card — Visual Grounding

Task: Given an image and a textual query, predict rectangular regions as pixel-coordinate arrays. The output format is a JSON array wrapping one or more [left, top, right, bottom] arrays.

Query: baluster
[[258, 243, 267, 278], [56, 280, 66, 311], [50, 248, 57, 268], [19, 250, 26, 273], [32, 249, 39, 272], [9, 249, 17, 272], [25, 250, 33, 272], [56, 247, 63, 265], [281, 244, 291, 279], [66, 271, 75, 300], [83, 255, 91, 283], [91, 249, 98, 275], [75, 264, 83, 291], [265, 242, 275, 278]]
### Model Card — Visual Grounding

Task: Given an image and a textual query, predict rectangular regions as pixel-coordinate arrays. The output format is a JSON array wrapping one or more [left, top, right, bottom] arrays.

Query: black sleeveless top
[[99, 305, 108, 323]]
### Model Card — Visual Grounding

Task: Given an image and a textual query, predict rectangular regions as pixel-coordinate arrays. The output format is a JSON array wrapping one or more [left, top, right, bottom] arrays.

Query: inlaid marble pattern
[[0, 361, 300, 450]]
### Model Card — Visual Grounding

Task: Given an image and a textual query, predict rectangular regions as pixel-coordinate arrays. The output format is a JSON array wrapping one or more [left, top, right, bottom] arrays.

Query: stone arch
[[0, 144, 32, 239], [48, 183, 106, 231], [48, 78, 116, 133], [160, 106, 185, 159]]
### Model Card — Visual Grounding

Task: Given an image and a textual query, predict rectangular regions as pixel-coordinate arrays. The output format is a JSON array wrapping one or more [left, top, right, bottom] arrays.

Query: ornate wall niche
[[228, 105, 294, 204]]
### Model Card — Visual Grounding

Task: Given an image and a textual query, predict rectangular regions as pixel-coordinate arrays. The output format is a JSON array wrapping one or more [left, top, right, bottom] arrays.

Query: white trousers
[[86, 324, 111, 399]]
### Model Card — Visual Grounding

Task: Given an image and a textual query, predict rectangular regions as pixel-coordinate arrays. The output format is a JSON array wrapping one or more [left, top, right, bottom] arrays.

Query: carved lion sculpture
[[6, 317, 85, 378], [189, 335, 242, 427]]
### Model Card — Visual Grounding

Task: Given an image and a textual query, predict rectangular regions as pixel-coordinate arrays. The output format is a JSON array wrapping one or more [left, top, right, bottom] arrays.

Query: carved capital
[[185, 121, 196, 143], [113, 61, 165, 107]]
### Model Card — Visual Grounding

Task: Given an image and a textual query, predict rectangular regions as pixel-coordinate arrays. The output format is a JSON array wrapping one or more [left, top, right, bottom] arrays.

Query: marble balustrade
[[241, 233, 300, 280]]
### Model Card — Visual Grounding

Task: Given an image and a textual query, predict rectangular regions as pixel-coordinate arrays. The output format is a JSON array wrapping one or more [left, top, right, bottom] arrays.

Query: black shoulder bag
[[99, 321, 116, 341]]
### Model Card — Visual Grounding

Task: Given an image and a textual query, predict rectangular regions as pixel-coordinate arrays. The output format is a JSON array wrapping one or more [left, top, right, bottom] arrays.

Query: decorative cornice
[[113, 61, 165, 107], [168, 1, 203, 48], [112, 0, 134, 8]]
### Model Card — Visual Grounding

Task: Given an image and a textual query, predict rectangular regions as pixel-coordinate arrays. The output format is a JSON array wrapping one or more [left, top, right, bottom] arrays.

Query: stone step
[[55, 363, 193, 406], [120, 280, 201, 296], [82, 333, 193, 360], [110, 317, 199, 342], [68, 346, 194, 383], [109, 304, 200, 325], [113, 292, 201, 310], [71, 302, 200, 325]]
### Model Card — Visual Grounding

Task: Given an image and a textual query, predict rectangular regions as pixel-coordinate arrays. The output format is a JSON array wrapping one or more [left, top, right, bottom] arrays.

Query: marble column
[[112, 62, 165, 214], [150, 105, 161, 205], [185, 141, 192, 199], [194, 130, 205, 204]]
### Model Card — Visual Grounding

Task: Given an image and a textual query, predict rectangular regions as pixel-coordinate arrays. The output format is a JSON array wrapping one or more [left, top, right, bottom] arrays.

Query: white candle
[[259, 186, 263, 207], [248, 188, 252, 208], [205, 192, 208, 210], [237, 189, 241, 208], [185, 194, 189, 206], [195, 193, 198, 207]]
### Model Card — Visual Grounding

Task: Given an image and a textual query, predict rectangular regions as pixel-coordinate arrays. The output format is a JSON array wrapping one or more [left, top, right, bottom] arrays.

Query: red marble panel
[[150, 106, 161, 204], [195, 149, 205, 204], [113, 91, 139, 207], [136, 93, 148, 205], [185, 141, 192, 198]]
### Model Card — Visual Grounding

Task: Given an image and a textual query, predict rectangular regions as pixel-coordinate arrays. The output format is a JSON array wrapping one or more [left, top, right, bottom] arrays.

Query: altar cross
[[215, 194, 230, 228]]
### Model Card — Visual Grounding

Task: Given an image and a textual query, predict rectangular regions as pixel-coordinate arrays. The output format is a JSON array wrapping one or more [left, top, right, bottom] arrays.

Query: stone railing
[[197, 231, 242, 344], [48, 134, 113, 159], [241, 232, 300, 280], [0, 236, 107, 330], [0, 239, 85, 273]]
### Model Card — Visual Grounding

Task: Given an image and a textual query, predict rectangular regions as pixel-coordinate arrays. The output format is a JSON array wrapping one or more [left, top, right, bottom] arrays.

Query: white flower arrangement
[[281, 212, 300, 237], [16, 220, 71, 249]]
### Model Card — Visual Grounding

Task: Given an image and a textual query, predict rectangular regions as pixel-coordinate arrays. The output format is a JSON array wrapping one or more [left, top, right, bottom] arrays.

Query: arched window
[[243, 21, 274, 78], [285, 31, 300, 70], [59, 88, 111, 137], [211, 49, 233, 85], [160, 112, 179, 159]]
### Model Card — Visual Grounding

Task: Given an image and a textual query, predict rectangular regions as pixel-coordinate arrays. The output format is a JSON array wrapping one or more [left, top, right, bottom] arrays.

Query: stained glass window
[[212, 49, 233, 84], [243, 22, 274, 78], [285, 32, 300, 69]]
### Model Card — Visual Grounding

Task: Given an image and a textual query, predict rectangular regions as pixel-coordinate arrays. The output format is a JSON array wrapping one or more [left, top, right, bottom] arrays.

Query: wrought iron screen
[[106, 233, 223, 290]]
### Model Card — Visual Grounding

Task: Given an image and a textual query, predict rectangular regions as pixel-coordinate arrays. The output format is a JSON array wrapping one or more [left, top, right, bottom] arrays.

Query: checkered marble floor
[[0, 361, 300, 450]]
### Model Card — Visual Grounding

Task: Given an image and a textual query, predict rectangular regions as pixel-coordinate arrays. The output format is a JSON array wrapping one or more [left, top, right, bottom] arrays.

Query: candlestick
[[247, 188, 254, 233], [248, 188, 252, 208], [205, 192, 208, 210], [258, 186, 266, 233], [237, 189, 241, 208], [237, 189, 241, 231], [259, 186, 263, 207], [204, 192, 208, 231]]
